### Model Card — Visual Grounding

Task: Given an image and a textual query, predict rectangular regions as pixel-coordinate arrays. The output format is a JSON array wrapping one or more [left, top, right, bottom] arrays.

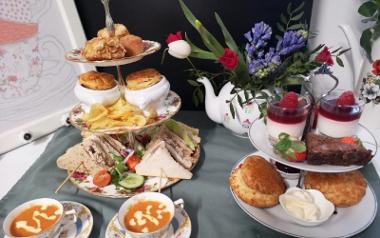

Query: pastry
[[83, 36, 126, 60], [120, 34, 145, 56], [306, 133, 372, 166], [229, 155, 286, 208], [97, 23, 129, 39], [304, 171, 367, 207], [79, 71, 116, 90], [126, 68, 161, 90]]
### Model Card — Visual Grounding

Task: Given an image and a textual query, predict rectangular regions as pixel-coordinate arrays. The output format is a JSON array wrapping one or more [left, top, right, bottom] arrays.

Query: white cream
[[281, 190, 320, 221], [317, 114, 359, 138], [266, 117, 306, 141]]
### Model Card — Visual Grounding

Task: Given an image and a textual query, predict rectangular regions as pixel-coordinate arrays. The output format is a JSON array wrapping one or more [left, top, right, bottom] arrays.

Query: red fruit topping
[[337, 91, 355, 106], [288, 151, 307, 162], [341, 137, 356, 145], [279, 92, 298, 109]]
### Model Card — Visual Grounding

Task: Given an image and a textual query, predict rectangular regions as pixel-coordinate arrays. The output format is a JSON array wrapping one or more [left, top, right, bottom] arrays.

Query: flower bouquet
[[164, 0, 348, 119]]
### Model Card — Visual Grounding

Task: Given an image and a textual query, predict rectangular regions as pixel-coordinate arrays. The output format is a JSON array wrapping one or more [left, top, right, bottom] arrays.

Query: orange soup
[[10, 204, 62, 237], [124, 200, 171, 233]]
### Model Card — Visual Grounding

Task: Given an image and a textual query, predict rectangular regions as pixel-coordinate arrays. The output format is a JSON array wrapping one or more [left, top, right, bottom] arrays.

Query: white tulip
[[168, 40, 191, 59]]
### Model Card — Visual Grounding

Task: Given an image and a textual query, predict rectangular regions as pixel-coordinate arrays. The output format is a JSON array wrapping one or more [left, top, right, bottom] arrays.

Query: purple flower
[[276, 31, 306, 55], [248, 47, 281, 77], [244, 22, 272, 56]]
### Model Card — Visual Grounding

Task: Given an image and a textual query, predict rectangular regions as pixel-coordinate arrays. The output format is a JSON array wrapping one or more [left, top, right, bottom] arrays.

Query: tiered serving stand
[[63, 0, 199, 199], [230, 74, 379, 237]]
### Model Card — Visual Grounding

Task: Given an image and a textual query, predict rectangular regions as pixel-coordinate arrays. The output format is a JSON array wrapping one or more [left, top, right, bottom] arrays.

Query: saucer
[[4, 201, 93, 238], [105, 206, 191, 238]]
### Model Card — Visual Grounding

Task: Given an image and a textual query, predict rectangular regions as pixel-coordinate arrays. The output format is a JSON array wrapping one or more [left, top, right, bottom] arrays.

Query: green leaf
[[290, 11, 304, 21], [331, 47, 342, 54], [196, 88, 204, 103], [277, 22, 285, 32], [338, 48, 351, 56], [178, 0, 224, 56], [288, 23, 304, 30], [274, 138, 292, 152], [292, 141, 306, 152], [187, 79, 200, 87], [336, 56, 344, 67], [215, 12, 239, 52], [293, 2, 305, 13], [358, 1, 378, 17], [192, 90, 199, 107], [287, 2, 293, 15], [280, 13, 287, 25], [244, 90, 249, 101], [360, 28, 373, 60], [185, 34, 217, 60], [229, 103, 235, 119], [237, 94, 243, 107]]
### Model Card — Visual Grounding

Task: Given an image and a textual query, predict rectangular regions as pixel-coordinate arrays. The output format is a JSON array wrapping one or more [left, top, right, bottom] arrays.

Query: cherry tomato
[[93, 169, 111, 187], [126, 155, 141, 172]]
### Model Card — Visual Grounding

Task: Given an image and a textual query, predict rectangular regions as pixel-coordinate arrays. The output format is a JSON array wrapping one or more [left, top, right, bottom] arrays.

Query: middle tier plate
[[69, 91, 181, 134], [249, 118, 376, 173]]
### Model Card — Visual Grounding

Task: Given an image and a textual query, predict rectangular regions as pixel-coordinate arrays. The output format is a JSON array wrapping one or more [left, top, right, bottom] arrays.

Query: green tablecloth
[[1, 111, 380, 238]]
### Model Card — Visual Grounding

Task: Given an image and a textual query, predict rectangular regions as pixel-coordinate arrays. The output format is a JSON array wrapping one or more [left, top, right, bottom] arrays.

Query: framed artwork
[[0, 0, 94, 153]]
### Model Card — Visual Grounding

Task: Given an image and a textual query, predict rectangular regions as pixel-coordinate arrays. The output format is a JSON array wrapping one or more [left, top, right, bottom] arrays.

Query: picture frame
[[0, 0, 94, 154]]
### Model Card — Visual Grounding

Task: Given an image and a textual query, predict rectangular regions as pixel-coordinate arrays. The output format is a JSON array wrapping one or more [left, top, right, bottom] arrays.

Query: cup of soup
[[2, 198, 75, 238], [118, 192, 184, 238]]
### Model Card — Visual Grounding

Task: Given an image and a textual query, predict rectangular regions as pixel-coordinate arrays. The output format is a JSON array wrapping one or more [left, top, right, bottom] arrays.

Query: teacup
[[118, 192, 183, 238], [2, 198, 76, 238]]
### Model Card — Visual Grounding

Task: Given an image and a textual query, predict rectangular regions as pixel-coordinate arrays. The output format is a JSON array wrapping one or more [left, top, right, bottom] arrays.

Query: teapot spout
[[339, 24, 365, 88], [197, 77, 223, 124]]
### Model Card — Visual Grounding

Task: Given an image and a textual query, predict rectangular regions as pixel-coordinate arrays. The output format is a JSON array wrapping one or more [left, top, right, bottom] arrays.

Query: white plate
[[105, 206, 191, 238], [230, 152, 378, 238], [249, 118, 377, 173], [65, 41, 161, 67]]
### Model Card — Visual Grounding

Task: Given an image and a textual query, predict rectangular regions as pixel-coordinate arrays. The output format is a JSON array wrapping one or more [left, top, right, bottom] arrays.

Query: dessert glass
[[317, 90, 364, 138], [266, 94, 311, 141]]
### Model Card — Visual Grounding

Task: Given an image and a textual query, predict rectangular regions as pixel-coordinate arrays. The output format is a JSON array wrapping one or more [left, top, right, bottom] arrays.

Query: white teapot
[[197, 77, 264, 137]]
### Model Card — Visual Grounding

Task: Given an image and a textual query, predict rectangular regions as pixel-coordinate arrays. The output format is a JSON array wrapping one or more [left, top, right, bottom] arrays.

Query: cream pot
[[124, 75, 170, 110], [74, 81, 120, 106]]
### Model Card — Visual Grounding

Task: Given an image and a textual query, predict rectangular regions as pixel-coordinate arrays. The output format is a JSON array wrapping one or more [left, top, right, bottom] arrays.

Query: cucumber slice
[[118, 173, 145, 189]]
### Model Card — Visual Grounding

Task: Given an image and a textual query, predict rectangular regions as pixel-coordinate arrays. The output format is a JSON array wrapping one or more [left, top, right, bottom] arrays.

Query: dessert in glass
[[266, 92, 311, 141], [317, 90, 364, 138]]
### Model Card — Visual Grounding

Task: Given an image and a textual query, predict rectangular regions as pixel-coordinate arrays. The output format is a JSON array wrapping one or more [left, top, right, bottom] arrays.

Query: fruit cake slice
[[306, 133, 373, 166]]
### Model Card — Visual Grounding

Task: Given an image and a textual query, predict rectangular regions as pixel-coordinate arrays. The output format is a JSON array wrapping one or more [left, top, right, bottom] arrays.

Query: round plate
[[105, 206, 191, 238], [249, 118, 377, 173], [230, 152, 378, 238], [65, 41, 161, 67], [69, 91, 181, 134], [68, 145, 200, 198]]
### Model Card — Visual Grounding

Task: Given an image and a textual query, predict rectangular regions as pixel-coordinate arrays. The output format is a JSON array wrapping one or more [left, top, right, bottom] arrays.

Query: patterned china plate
[[5, 201, 93, 238], [69, 91, 181, 134], [65, 41, 161, 67], [68, 145, 200, 199], [105, 206, 191, 238], [249, 118, 377, 173], [230, 152, 377, 238]]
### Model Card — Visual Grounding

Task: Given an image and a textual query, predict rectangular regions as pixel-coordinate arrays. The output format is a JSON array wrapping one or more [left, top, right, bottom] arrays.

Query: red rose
[[219, 48, 238, 69], [166, 31, 182, 44], [372, 60, 380, 75], [315, 47, 333, 66]]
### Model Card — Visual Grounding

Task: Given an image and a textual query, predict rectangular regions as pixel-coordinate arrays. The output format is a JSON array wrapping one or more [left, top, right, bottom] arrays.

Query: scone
[[97, 23, 129, 39], [304, 171, 367, 207], [120, 34, 145, 56], [79, 71, 116, 90], [126, 68, 161, 90], [229, 155, 286, 208], [83, 36, 126, 60]]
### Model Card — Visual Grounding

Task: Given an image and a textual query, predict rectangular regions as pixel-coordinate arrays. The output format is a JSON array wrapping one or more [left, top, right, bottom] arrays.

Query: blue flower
[[244, 21, 272, 53], [276, 31, 306, 55], [248, 47, 281, 77]]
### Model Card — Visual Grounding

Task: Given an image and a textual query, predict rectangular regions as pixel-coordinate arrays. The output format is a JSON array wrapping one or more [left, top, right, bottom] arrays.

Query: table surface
[[1, 111, 380, 238]]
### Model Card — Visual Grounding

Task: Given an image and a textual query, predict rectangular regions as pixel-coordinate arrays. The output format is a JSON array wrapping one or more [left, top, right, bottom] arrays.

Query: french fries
[[83, 98, 151, 129]]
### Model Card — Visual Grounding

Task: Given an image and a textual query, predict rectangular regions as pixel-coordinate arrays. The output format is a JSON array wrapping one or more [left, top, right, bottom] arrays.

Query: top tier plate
[[65, 40, 161, 67], [249, 118, 377, 173]]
